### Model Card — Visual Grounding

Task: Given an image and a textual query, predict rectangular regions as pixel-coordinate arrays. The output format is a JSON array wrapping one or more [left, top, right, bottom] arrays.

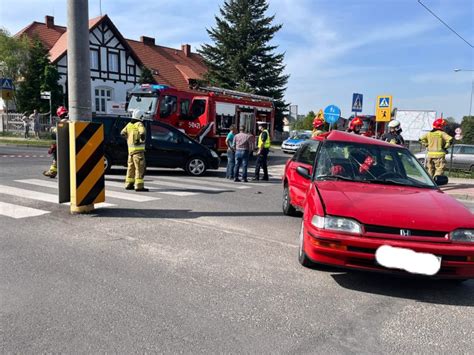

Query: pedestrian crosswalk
[[0, 173, 280, 219]]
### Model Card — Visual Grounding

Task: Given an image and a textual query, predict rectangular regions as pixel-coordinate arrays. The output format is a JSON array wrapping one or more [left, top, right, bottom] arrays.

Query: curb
[[444, 192, 473, 201]]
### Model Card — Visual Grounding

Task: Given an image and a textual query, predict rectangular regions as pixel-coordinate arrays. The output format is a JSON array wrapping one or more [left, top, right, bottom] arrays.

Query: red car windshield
[[314, 141, 436, 188]]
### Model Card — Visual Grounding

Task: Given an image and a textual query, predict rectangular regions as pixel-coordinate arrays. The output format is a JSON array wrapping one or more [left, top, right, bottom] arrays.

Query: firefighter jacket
[[121, 121, 146, 154], [312, 129, 325, 137], [381, 132, 405, 146], [258, 129, 271, 149], [419, 130, 453, 157]]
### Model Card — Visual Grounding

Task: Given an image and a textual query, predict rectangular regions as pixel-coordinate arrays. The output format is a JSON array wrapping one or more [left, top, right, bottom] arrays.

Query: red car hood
[[314, 181, 474, 232]]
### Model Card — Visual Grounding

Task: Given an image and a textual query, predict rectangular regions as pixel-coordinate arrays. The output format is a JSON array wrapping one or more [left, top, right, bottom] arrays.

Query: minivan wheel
[[186, 157, 207, 176], [104, 154, 112, 174]]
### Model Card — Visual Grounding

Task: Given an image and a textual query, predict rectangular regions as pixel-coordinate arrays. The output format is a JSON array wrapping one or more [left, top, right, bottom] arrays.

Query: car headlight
[[311, 215, 362, 234], [210, 150, 219, 158], [450, 229, 474, 243]]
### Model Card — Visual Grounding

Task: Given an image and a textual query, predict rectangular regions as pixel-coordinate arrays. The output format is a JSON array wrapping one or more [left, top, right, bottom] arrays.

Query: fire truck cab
[[127, 84, 275, 153]]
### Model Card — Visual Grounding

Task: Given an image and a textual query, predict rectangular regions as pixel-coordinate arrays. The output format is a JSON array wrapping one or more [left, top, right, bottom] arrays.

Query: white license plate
[[375, 245, 441, 276]]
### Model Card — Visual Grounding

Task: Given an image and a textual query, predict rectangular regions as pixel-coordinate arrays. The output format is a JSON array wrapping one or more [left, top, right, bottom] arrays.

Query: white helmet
[[132, 109, 144, 120], [388, 120, 400, 129]]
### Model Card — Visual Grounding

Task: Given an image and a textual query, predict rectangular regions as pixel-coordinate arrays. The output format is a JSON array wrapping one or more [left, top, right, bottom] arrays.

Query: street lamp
[[454, 68, 474, 118]]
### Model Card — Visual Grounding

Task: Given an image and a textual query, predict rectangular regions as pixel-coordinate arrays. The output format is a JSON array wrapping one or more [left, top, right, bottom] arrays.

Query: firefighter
[[312, 118, 326, 137], [253, 122, 271, 181], [419, 118, 453, 177], [381, 120, 405, 146], [348, 117, 363, 134], [121, 109, 148, 191], [43, 106, 68, 178]]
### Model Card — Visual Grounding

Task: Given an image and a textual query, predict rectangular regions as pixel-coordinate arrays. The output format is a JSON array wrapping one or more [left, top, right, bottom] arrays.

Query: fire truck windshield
[[128, 95, 158, 115]]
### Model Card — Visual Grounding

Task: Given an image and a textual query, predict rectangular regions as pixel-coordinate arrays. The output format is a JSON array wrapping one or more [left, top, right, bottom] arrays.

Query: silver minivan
[[415, 144, 474, 172]]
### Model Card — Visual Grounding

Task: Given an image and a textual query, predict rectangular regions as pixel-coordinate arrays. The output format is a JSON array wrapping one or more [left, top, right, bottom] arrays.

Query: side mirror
[[434, 175, 448, 186], [296, 166, 311, 180]]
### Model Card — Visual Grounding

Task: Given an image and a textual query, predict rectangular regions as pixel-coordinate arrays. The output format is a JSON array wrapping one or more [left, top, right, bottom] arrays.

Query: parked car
[[281, 131, 312, 154], [415, 144, 474, 172], [283, 130, 474, 279], [93, 116, 220, 176]]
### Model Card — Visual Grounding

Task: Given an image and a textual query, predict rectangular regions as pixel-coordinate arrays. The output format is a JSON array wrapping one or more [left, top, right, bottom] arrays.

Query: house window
[[90, 49, 99, 70], [127, 65, 135, 76], [95, 87, 113, 113], [108, 52, 119, 72]]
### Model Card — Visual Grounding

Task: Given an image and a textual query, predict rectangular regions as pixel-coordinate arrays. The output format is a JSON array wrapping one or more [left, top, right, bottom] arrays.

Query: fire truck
[[126, 84, 275, 153]]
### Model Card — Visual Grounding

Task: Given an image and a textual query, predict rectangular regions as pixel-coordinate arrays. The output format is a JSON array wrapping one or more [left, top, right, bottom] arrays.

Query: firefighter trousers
[[426, 156, 446, 177], [125, 151, 146, 189]]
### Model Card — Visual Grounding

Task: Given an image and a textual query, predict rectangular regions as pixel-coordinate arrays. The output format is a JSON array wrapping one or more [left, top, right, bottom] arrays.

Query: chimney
[[181, 44, 191, 57], [140, 36, 155, 46], [45, 16, 55, 28]]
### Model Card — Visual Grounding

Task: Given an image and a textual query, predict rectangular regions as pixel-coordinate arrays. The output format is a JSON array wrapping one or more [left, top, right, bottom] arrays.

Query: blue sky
[[1, 0, 473, 121]]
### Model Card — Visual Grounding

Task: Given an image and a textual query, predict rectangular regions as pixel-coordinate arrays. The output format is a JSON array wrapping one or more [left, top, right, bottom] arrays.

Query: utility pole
[[67, 0, 91, 121]]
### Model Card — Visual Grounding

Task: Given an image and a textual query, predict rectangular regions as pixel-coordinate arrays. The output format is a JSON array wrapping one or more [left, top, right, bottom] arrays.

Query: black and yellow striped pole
[[68, 121, 105, 213]]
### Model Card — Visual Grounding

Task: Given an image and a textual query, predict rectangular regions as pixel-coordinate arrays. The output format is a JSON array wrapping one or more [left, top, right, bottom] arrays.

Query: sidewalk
[[441, 177, 474, 201]]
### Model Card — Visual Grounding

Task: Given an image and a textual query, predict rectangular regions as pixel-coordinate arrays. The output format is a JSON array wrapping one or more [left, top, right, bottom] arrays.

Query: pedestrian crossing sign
[[378, 96, 391, 108], [352, 93, 363, 112], [376, 95, 392, 122]]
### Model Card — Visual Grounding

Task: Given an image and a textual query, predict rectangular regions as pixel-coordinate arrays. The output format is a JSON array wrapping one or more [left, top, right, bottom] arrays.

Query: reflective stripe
[[125, 178, 135, 183], [258, 130, 271, 148], [427, 151, 446, 157], [135, 178, 144, 184]]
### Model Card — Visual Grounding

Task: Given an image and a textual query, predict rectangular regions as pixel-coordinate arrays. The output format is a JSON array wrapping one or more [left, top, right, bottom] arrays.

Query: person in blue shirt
[[225, 125, 237, 179]]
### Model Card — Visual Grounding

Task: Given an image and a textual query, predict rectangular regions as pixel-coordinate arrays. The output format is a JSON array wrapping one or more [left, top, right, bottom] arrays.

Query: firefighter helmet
[[132, 109, 144, 120], [388, 120, 400, 129], [349, 117, 363, 130], [56, 106, 68, 118], [313, 118, 324, 129], [433, 118, 447, 130]]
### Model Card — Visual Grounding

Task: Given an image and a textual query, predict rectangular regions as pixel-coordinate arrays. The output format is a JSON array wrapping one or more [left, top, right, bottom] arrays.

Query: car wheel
[[282, 184, 298, 216], [298, 221, 314, 268], [185, 157, 207, 176], [104, 154, 112, 174]]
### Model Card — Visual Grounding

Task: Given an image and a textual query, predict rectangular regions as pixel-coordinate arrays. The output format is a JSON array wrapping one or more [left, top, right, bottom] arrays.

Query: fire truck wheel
[[185, 157, 207, 176]]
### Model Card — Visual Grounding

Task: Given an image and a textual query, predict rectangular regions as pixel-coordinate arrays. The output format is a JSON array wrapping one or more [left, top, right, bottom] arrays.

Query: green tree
[[138, 66, 155, 84], [460, 115, 474, 144], [0, 28, 29, 81], [444, 116, 461, 137], [198, 0, 289, 131], [15, 38, 63, 113], [292, 111, 315, 131]]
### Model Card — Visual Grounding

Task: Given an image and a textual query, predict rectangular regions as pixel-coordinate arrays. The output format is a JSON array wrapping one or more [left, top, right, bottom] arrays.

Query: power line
[[417, 0, 473, 48]]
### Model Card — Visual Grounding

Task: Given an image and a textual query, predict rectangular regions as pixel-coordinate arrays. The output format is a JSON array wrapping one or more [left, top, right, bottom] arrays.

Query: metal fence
[[0, 113, 55, 133]]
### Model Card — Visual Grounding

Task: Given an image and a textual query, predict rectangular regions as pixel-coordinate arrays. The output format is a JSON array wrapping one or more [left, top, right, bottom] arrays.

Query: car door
[[457, 146, 474, 171], [287, 140, 320, 208], [109, 118, 129, 165], [446, 145, 462, 169], [146, 122, 187, 168]]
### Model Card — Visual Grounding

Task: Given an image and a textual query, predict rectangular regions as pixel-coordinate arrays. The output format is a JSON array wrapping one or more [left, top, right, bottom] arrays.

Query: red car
[[283, 131, 474, 279]]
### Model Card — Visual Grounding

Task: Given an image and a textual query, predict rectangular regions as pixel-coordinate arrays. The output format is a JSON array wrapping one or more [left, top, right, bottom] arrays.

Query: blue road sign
[[0, 78, 14, 90], [352, 93, 363, 112], [324, 105, 341, 124], [378, 96, 390, 108]]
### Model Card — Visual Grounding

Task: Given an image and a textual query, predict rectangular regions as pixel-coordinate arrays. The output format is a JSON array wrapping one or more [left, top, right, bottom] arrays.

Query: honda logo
[[400, 229, 411, 236]]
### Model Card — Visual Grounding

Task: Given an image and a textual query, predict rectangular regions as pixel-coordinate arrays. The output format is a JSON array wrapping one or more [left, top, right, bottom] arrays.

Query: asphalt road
[[1, 145, 473, 353]]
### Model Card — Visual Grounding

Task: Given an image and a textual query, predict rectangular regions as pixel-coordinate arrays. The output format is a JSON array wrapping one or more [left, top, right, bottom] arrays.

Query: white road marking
[[166, 176, 251, 189], [0, 201, 49, 219], [146, 179, 229, 192], [16, 179, 160, 202], [105, 180, 198, 196], [0, 185, 114, 208]]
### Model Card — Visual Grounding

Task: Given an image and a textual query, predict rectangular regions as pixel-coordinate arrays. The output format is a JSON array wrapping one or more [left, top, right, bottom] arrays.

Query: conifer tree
[[198, 0, 289, 131], [16, 39, 63, 114], [138, 66, 156, 84]]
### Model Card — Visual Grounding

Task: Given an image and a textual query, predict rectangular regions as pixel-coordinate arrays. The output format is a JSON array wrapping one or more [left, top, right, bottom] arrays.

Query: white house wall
[[54, 19, 141, 113]]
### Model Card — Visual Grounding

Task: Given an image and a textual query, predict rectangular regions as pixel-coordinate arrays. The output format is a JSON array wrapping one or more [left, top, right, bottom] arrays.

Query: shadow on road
[[331, 271, 474, 306], [93, 208, 283, 219]]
